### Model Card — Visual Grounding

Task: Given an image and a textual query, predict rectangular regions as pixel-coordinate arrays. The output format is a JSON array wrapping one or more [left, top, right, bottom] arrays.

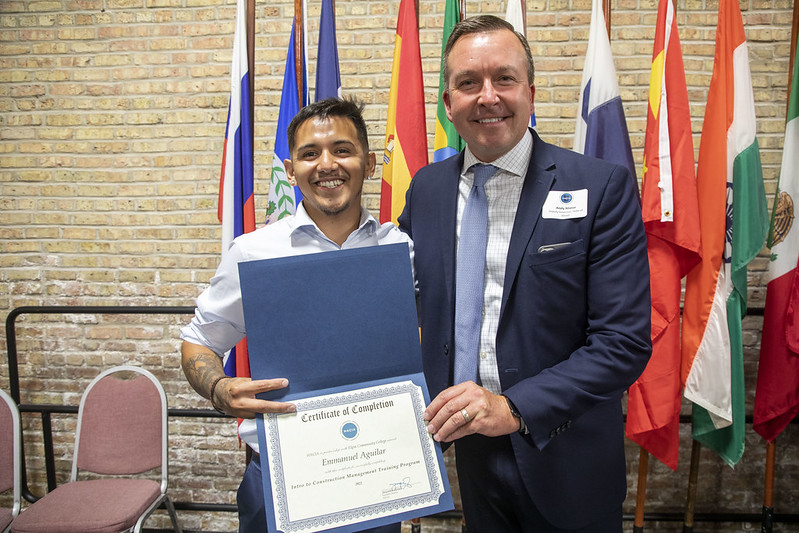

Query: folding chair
[[0, 389, 21, 533], [11, 366, 182, 533]]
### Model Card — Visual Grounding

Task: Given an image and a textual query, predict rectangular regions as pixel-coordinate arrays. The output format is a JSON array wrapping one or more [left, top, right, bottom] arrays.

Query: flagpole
[[633, 446, 649, 532], [682, 439, 701, 533], [603, 0, 611, 38], [294, 0, 304, 110], [247, 0, 255, 155], [459, 0, 465, 20]]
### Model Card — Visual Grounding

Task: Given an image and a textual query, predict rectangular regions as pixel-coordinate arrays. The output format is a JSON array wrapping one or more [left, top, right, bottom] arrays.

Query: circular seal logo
[[560, 193, 573, 204], [341, 421, 359, 440]]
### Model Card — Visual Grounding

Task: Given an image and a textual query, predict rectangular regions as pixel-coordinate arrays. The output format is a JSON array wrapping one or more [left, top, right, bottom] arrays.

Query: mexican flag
[[753, 37, 799, 443]]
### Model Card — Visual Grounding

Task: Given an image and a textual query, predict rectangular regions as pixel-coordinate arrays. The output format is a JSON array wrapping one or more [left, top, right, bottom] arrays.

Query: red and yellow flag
[[381, 0, 427, 224], [626, 0, 700, 470]]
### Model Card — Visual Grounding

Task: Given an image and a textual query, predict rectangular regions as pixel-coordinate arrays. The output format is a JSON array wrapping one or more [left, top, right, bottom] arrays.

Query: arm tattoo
[[184, 350, 224, 399]]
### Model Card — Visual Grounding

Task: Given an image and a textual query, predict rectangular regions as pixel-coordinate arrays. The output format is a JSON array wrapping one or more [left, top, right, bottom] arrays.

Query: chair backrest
[[71, 366, 168, 492], [0, 388, 21, 519]]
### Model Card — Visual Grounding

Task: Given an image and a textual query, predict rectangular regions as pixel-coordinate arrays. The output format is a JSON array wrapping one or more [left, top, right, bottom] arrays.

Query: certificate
[[239, 244, 454, 532], [261, 381, 447, 533]]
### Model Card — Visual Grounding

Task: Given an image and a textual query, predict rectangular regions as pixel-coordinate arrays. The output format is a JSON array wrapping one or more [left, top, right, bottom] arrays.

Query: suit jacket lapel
[[501, 130, 557, 317], [440, 153, 465, 315]]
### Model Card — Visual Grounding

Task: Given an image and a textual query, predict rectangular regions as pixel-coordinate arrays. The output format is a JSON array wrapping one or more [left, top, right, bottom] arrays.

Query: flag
[[625, 0, 700, 470], [504, 0, 536, 129], [433, 0, 463, 162], [681, 0, 769, 466], [315, 0, 341, 100], [219, 0, 254, 379], [574, 0, 637, 184], [753, 37, 799, 443], [381, 0, 427, 224], [266, 21, 308, 225]]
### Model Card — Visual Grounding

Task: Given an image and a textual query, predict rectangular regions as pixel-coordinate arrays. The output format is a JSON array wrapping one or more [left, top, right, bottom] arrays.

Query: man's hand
[[181, 340, 296, 418], [213, 376, 296, 419], [423, 381, 520, 442]]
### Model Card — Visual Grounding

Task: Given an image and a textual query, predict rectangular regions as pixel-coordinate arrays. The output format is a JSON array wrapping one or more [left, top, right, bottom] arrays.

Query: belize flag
[[266, 21, 308, 225], [219, 0, 254, 379], [315, 0, 341, 100], [574, 0, 637, 184], [681, 0, 769, 466]]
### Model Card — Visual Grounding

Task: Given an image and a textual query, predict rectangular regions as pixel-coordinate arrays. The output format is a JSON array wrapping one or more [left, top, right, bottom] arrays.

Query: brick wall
[[0, 0, 796, 531]]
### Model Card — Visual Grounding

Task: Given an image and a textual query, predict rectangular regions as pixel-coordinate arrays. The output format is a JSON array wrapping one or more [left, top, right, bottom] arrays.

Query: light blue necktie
[[453, 163, 497, 385]]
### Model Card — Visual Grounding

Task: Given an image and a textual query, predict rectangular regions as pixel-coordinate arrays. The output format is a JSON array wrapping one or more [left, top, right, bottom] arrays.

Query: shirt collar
[[462, 129, 533, 178], [289, 203, 378, 239]]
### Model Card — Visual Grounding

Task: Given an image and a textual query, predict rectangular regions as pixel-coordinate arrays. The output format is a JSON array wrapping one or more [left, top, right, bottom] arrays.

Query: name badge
[[542, 189, 588, 219]]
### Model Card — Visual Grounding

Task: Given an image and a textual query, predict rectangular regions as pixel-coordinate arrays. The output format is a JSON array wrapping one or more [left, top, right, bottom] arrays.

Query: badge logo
[[341, 421, 359, 440], [560, 193, 573, 204]]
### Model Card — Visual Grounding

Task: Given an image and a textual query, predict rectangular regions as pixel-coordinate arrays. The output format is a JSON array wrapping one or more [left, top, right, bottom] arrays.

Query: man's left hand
[[423, 381, 520, 442]]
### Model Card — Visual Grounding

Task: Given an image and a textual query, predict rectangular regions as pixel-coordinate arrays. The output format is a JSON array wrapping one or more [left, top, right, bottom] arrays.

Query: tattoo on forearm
[[184, 351, 223, 399]]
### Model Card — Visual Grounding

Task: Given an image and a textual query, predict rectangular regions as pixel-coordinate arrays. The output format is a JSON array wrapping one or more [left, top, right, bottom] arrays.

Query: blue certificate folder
[[238, 243, 454, 532]]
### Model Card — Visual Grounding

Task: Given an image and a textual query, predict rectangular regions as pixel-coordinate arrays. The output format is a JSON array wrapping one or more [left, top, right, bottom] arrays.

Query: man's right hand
[[212, 376, 296, 418]]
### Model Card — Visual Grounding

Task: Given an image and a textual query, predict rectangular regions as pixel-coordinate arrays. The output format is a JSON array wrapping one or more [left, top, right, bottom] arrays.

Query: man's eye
[[301, 151, 317, 158]]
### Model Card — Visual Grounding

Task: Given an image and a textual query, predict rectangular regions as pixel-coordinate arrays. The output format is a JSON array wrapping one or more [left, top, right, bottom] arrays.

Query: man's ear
[[366, 152, 376, 178], [284, 159, 296, 186], [443, 90, 453, 122]]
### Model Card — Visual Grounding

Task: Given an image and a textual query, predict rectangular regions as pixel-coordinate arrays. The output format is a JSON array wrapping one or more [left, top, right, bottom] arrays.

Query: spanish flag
[[681, 0, 769, 467], [381, 0, 427, 224]]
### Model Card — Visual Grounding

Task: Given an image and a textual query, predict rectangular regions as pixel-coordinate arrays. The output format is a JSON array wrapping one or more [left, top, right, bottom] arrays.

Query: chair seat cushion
[[11, 478, 162, 533], [0, 508, 13, 531]]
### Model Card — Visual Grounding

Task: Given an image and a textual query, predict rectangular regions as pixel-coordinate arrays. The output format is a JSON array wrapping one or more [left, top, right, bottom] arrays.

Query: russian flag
[[574, 0, 636, 185], [219, 0, 254, 378]]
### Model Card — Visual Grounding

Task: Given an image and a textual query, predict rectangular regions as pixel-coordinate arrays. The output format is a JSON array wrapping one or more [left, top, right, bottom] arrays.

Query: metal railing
[[4, 305, 797, 533]]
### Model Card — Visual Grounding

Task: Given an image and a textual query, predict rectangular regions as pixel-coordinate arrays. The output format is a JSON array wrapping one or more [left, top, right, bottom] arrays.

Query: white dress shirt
[[181, 203, 414, 452], [457, 130, 532, 394]]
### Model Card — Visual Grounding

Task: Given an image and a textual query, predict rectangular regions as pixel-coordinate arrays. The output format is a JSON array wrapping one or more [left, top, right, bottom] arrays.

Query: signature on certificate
[[382, 477, 413, 497]]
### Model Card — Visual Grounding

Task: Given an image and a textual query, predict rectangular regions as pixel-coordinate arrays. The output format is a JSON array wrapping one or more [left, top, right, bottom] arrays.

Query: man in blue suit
[[398, 16, 651, 532]]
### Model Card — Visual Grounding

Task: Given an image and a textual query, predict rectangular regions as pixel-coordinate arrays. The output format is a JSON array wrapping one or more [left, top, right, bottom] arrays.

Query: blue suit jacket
[[398, 130, 652, 529]]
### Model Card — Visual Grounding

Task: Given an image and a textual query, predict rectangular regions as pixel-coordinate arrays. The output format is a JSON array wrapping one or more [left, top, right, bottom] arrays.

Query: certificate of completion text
[[263, 380, 446, 532]]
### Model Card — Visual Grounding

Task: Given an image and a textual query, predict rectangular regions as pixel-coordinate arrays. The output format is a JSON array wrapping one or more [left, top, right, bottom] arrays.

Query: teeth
[[318, 179, 343, 189], [478, 117, 504, 123]]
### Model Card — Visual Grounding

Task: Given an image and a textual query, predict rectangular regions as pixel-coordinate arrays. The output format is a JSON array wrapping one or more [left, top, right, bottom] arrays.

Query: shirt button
[[480, 352, 487, 360]]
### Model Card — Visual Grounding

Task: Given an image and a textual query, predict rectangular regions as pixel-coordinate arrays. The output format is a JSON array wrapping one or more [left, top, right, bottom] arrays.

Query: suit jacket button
[[443, 344, 449, 355]]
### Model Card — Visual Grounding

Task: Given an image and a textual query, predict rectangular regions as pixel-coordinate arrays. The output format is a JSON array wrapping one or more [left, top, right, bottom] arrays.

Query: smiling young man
[[398, 15, 651, 533], [180, 98, 409, 533]]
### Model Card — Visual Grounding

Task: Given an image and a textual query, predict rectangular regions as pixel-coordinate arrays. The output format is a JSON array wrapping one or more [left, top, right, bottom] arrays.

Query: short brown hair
[[442, 15, 535, 90]]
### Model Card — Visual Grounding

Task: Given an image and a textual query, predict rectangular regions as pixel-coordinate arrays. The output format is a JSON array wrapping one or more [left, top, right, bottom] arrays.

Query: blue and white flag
[[315, 0, 341, 100], [266, 21, 308, 224], [574, 0, 636, 183]]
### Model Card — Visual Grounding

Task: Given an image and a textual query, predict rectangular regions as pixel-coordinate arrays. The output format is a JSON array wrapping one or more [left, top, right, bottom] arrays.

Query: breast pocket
[[521, 239, 588, 334]]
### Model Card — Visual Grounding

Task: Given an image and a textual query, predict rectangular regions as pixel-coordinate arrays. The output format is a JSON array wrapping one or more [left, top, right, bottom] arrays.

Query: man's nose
[[477, 80, 500, 105], [319, 149, 337, 170]]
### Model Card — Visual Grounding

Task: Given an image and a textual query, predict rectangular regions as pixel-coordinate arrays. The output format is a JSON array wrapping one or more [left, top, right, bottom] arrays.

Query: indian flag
[[681, 0, 769, 467], [381, 0, 427, 224]]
